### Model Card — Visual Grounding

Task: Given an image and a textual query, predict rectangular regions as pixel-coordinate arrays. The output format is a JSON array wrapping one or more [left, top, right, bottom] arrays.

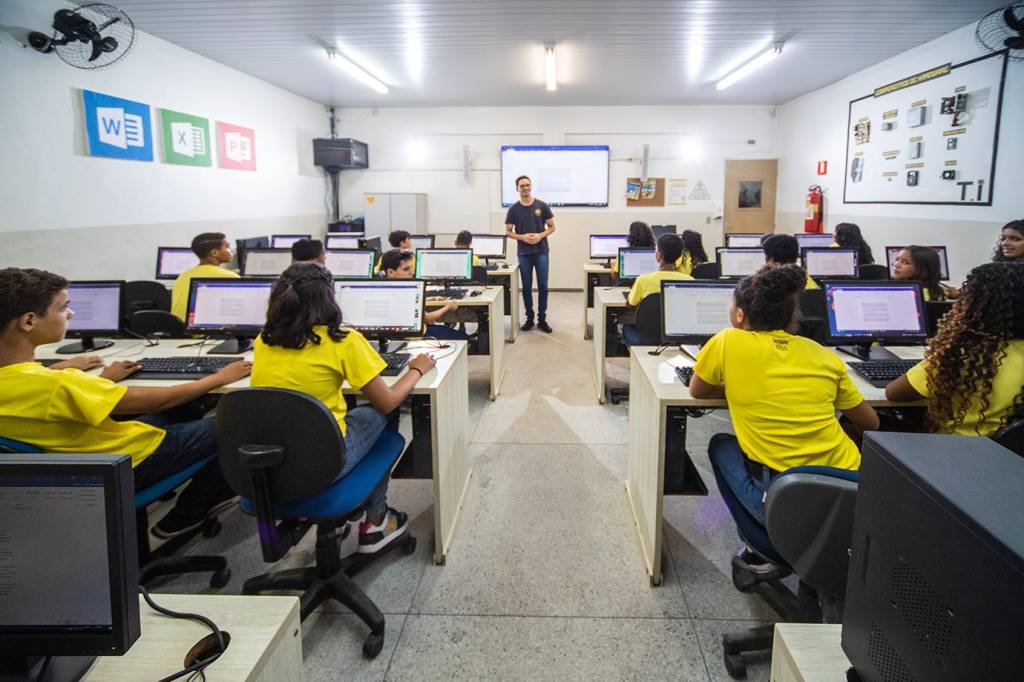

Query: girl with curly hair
[[993, 220, 1024, 262], [886, 262, 1024, 436]]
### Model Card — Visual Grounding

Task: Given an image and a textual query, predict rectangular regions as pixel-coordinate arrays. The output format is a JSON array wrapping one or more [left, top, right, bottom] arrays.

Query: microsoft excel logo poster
[[159, 108, 212, 166]]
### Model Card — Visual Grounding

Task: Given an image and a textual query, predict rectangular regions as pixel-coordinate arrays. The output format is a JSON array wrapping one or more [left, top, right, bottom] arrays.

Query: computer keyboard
[[134, 356, 244, 380], [848, 360, 919, 388], [379, 351, 412, 376], [675, 366, 694, 386], [427, 287, 467, 300]]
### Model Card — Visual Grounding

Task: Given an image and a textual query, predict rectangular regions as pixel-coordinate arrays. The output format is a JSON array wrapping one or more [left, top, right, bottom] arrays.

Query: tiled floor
[[153, 292, 775, 681]]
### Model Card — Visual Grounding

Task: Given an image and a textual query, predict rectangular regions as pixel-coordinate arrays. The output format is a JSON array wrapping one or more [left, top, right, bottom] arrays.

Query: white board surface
[[501, 146, 609, 207]]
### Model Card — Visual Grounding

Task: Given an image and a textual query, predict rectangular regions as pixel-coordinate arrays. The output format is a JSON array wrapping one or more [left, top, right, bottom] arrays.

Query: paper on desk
[[657, 355, 693, 384]]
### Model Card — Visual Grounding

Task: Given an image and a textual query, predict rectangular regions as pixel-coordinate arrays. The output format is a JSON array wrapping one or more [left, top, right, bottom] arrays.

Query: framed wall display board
[[843, 50, 1006, 205], [626, 177, 665, 207]]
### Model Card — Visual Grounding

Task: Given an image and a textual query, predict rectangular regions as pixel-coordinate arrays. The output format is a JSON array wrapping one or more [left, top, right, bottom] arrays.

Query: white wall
[[0, 0, 329, 281], [774, 22, 1023, 283]]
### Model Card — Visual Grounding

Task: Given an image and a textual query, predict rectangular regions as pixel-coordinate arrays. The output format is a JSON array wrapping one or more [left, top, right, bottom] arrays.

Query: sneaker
[[537, 320, 553, 333], [358, 507, 410, 553], [520, 319, 535, 331], [735, 547, 784, 576], [152, 495, 238, 540]]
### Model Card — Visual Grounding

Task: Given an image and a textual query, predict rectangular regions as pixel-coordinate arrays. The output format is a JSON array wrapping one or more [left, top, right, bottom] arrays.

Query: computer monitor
[[324, 249, 377, 279], [823, 281, 927, 360], [414, 248, 473, 282], [470, 234, 507, 259], [617, 248, 659, 286], [795, 233, 836, 249], [842, 432, 1024, 682], [802, 247, 859, 279], [59, 281, 124, 355], [334, 279, 425, 349], [590, 235, 629, 260], [408, 234, 435, 251], [727, 233, 765, 248], [716, 247, 766, 278], [660, 280, 736, 345], [185, 278, 272, 353], [652, 225, 677, 238], [155, 247, 198, 280], [270, 234, 311, 248], [885, 245, 950, 280], [240, 248, 292, 277], [235, 236, 270, 271], [0, 453, 140, 675], [358, 236, 382, 253], [325, 234, 361, 250]]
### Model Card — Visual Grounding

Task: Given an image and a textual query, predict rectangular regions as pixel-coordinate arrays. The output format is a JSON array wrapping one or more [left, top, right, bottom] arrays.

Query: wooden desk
[[84, 594, 302, 681], [771, 623, 851, 681], [591, 286, 629, 403], [486, 263, 520, 342], [35, 340, 472, 566], [582, 263, 614, 340], [427, 285, 506, 400], [625, 345, 925, 585]]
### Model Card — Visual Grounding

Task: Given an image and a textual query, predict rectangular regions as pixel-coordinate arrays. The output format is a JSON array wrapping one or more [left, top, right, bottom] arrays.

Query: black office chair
[[216, 388, 414, 658], [857, 264, 889, 280], [925, 300, 954, 338], [992, 418, 1024, 457], [129, 310, 187, 338], [691, 262, 720, 279], [123, 280, 171, 326], [796, 288, 828, 344], [609, 294, 662, 404], [471, 264, 489, 285]]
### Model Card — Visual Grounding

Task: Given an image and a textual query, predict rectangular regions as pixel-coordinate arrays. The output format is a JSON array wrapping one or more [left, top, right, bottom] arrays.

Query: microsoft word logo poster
[[82, 89, 153, 161], [160, 108, 211, 166]]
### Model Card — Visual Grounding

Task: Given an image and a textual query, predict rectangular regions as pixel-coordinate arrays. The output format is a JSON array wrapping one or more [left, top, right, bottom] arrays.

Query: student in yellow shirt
[[171, 232, 239, 319], [689, 265, 879, 537], [890, 245, 946, 301], [992, 220, 1024, 262], [678, 229, 708, 276], [762, 234, 818, 289], [291, 238, 326, 265], [251, 263, 436, 552], [610, 222, 656, 281], [625, 233, 693, 306], [885, 262, 1024, 436], [380, 249, 469, 341], [0, 268, 252, 538], [454, 231, 482, 267]]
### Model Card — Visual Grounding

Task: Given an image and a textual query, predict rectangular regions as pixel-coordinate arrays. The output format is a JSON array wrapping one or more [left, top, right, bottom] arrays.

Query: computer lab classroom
[[2, 1, 1023, 680]]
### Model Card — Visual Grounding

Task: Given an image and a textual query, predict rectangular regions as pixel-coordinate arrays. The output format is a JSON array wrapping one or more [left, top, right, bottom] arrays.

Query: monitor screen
[[590, 235, 629, 259], [414, 249, 473, 280], [186, 279, 271, 333], [408, 234, 435, 250], [652, 225, 677, 237], [717, 248, 766, 278], [795, 233, 836, 249], [241, 248, 292, 277], [324, 249, 376, 279], [270, 234, 311, 248], [470, 234, 506, 258], [155, 247, 198, 280], [335, 280, 424, 336], [824, 282, 926, 343], [803, 248, 859, 278], [325, 235, 360, 250], [661, 280, 736, 343], [618, 248, 659, 280], [885, 245, 950, 280], [67, 282, 122, 334], [727, 233, 765, 248]]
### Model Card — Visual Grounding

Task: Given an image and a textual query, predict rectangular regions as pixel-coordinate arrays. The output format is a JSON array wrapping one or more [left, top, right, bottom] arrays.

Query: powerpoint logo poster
[[160, 108, 211, 166], [216, 122, 256, 171], [82, 89, 153, 161]]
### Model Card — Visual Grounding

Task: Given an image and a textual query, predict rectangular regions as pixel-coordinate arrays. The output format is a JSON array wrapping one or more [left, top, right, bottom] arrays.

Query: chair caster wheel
[[724, 651, 747, 679], [209, 568, 231, 588], [363, 632, 384, 658], [202, 520, 222, 538], [404, 536, 417, 555]]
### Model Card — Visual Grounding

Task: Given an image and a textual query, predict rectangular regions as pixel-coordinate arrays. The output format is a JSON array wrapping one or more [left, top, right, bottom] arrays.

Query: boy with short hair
[[625, 233, 693, 307], [762, 234, 818, 289], [380, 250, 467, 339], [454, 231, 482, 266], [291, 238, 326, 265], [171, 232, 239, 319]]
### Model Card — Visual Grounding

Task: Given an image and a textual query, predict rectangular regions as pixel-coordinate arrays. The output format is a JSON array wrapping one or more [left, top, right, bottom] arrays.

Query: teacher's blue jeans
[[518, 253, 549, 320]]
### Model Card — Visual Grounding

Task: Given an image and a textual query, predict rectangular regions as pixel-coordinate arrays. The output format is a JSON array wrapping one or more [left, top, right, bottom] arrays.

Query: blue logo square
[[83, 89, 153, 161]]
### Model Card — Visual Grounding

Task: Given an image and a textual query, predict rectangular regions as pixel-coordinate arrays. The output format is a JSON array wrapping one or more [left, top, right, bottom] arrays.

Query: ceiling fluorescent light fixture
[[328, 48, 389, 94], [545, 43, 557, 92], [715, 42, 783, 91]]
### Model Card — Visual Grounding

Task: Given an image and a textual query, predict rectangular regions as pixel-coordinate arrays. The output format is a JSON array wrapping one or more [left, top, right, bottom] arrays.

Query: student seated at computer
[[609, 222, 655, 284], [171, 232, 239, 320], [291, 238, 326, 265], [890, 245, 948, 301], [689, 265, 879, 540], [250, 263, 435, 552], [0, 268, 251, 538], [374, 230, 414, 272], [379, 249, 469, 341], [678, 229, 709, 276], [993, 220, 1024, 262], [885, 262, 1023, 437], [762, 234, 818, 289], [454, 231, 482, 266], [832, 222, 875, 264], [625, 233, 692, 307]]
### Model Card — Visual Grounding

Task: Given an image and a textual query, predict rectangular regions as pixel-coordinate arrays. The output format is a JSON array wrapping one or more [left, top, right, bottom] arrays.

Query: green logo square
[[160, 108, 212, 166]]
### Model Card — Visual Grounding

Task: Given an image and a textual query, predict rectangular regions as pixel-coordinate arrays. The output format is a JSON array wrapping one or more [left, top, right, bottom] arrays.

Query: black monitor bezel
[[185, 277, 272, 336], [885, 244, 950, 281], [413, 248, 475, 283], [651, 225, 678, 238], [469, 233, 507, 258], [358, 236, 382, 252], [324, 248, 378, 280], [725, 233, 766, 248], [589, 234, 629, 259], [794, 233, 837, 249], [270, 234, 312, 248], [617, 247, 659, 287], [325, 234, 362, 250], [407, 234, 436, 250], [66, 280, 125, 337], [239, 248, 293, 277], [154, 246, 197, 280], [660, 279, 737, 345], [801, 247, 860, 279], [822, 280, 928, 347], [715, 247, 767, 278], [0, 453, 139, 657], [334, 278, 427, 339]]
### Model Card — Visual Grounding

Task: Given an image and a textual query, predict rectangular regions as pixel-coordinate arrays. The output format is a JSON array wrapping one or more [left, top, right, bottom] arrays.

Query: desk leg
[[431, 348, 471, 565], [593, 300, 607, 403], [625, 354, 666, 586], [488, 294, 505, 400], [508, 273, 520, 342], [583, 270, 592, 340]]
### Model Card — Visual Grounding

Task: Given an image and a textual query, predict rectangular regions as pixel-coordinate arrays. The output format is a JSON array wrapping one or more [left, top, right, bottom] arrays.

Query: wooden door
[[724, 159, 777, 234]]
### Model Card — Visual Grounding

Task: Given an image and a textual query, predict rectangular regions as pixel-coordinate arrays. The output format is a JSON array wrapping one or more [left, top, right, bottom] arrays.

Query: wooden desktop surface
[[426, 285, 506, 399]]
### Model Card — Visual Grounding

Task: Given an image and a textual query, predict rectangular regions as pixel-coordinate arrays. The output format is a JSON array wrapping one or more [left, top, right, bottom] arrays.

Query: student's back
[[626, 233, 692, 305], [171, 232, 238, 319]]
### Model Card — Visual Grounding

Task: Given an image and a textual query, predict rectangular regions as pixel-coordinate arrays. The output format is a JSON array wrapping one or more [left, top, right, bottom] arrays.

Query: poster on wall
[[667, 178, 688, 205], [216, 121, 256, 171], [82, 89, 153, 161], [160, 108, 212, 166], [843, 51, 1006, 205]]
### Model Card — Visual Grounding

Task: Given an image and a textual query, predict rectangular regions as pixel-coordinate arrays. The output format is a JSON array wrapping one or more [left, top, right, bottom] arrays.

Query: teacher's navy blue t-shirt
[[505, 200, 553, 256]]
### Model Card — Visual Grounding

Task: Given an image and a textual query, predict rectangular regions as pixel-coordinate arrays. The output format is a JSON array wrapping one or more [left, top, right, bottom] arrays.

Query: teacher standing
[[505, 175, 556, 333]]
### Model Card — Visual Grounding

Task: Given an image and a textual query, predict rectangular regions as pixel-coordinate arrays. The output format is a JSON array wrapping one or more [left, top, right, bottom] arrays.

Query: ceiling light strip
[[715, 42, 783, 91]]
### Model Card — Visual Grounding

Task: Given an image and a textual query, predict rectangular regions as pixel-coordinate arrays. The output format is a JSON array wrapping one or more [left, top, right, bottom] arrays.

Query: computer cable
[[122, 327, 161, 347], [647, 343, 671, 356], [139, 586, 226, 682]]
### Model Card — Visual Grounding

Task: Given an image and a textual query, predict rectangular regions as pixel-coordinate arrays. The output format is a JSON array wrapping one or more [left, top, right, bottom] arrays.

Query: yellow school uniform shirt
[[905, 339, 1024, 436], [472, 255, 481, 267], [626, 270, 693, 306], [251, 327, 386, 435], [694, 327, 864, 472], [0, 363, 165, 467], [805, 275, 819, 290], [171, 264, 240, 320], [675, 252, 693, 276]]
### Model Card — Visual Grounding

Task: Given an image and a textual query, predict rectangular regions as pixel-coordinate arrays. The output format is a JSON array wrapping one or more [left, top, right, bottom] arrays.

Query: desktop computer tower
[[842, 432, 1024, 681]]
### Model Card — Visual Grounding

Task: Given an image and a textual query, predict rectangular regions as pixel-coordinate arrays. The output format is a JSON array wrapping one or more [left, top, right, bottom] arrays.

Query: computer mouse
[[469, 290, 481, 297]]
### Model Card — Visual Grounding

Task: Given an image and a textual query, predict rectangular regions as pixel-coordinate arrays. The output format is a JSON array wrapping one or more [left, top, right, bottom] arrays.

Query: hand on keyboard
[[100, 360, 143, 382], [213, 360, 253, 384]]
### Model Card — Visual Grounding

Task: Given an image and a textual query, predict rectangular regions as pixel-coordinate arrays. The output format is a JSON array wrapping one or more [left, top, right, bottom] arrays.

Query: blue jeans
[[339, 405, 389, 515], [622, 324, 658, 346], [518, 253, 549, 320], [708, 433, 779, 527], [426, 324, 470, 340]]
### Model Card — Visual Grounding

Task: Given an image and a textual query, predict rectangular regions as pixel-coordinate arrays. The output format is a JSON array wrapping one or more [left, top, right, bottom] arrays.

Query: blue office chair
[[0, 436, 231, 588], [714, 461, 859, 679], [215, 388, 414, 659], [609, 293, 662, 404]]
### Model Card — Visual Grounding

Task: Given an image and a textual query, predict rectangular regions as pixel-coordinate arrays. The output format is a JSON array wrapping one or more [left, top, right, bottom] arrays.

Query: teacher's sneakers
[[520, 319, 534, 331], [537, 319, 552, 333]]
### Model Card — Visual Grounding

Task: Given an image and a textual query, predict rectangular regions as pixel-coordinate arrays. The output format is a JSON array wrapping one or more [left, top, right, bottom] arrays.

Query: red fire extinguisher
[[805, 185, 823, 233]]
